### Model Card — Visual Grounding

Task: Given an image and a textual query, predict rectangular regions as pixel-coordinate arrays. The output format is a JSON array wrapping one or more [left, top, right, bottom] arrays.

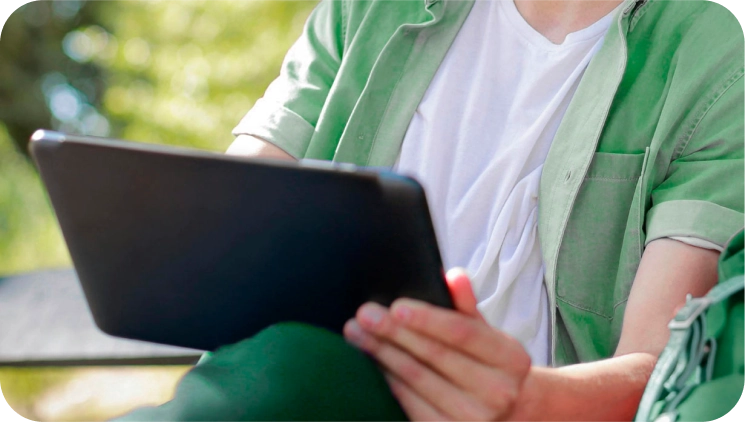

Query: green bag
[[635, 230, 744, 422]]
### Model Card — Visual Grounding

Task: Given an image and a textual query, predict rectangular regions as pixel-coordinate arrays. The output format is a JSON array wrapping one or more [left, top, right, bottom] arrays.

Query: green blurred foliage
[[0, 0, 106, 152], [0, 366, 192, 421], [95, 0, 316, 150], [0, 0, 317, 275], [0, 123, 70, 274]]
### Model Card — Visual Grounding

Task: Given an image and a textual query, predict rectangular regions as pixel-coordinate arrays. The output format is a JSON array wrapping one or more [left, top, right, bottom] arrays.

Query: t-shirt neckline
[[499, 0, 622, 50]]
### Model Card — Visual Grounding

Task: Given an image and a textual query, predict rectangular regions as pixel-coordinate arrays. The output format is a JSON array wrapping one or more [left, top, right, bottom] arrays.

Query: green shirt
[[233, 0, 745, 366]]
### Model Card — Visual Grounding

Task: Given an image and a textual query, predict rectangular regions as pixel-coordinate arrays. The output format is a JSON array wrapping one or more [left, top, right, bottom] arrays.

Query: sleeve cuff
[[646, 199, 745, 248], [232, 98, 315, 159], [669, 236, 724, 252]]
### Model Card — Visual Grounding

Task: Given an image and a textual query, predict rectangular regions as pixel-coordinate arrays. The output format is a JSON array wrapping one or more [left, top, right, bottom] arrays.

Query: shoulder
[[680, 2, 744, 93], [332, 0, 433, 49], [678, 2, 743, 98], [340, 0, 428, 21], [629, 0, 743, 74], [628, 0, 745, 113], [667, 0, 742, 57], [315, 0, 429, 35]]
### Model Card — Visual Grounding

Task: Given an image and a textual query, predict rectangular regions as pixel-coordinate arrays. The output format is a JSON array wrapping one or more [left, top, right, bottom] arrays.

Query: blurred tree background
[[0, 1, 316, 420], [0, 0, 316, 274]]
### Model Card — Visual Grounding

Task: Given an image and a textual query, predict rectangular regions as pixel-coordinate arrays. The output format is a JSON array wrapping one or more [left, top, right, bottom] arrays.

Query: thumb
[[445, 267, 483, 320]]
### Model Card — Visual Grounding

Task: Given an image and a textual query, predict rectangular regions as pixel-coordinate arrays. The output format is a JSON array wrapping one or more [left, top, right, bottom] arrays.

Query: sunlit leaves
[[87, 0, 316, 150], [0, 0, 317, 274], [3, 0, 316, 151]]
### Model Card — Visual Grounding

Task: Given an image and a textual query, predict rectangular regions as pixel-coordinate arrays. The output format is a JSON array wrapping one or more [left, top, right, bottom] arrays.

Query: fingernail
[[392, 304, 412, 322], [446, 267, 469, 280], [359, 305, 385, 326], [344, 320, 365, 346]]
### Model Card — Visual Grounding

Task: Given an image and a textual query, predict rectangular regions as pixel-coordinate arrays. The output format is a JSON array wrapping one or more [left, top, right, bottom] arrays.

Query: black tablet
[[29, 130, 453, 351]]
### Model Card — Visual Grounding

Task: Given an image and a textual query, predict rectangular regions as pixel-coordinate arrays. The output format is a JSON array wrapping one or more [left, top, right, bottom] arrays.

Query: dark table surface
[[0, 268, 203, 366]]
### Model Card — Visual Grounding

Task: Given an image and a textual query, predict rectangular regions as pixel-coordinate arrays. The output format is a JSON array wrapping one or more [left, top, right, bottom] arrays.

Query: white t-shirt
[[395, 0, 620, 366]]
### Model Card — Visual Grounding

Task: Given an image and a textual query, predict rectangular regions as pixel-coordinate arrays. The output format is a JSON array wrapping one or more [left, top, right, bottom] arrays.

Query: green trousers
[[113, 323, 407, 421]]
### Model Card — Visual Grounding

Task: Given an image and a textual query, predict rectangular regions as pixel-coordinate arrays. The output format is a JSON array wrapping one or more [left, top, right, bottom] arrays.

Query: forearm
[[226, 134, 296, 161], [509, 239, 719, 421], [509, 353, 657, 421]]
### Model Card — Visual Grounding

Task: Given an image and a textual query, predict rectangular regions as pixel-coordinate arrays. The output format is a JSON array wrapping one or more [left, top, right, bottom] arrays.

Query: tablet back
[[29, 131, 452, 351]]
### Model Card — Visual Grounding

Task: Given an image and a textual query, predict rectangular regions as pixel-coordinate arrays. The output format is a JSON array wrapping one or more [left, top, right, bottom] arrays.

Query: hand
[[344, 268, 532, 421]]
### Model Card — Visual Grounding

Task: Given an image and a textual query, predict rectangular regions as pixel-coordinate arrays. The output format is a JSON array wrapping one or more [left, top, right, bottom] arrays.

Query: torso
[[395, 0, 618, 365]]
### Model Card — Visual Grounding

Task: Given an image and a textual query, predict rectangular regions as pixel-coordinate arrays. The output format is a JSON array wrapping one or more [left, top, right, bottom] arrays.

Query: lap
[[113, 322, 407, 421]]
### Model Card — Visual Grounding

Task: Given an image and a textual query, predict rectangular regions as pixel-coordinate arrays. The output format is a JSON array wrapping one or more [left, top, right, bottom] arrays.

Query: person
[[116, 0, 744, 420], [635, 229, 744, 421]]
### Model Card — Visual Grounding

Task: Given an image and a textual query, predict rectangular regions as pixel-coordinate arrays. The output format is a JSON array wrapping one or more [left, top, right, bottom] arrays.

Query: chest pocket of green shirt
[[556, 151, 647, 319]]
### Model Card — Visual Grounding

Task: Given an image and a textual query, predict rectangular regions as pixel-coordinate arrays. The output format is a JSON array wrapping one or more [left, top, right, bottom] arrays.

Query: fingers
[[445, 267, 482, 319], [342, 268, 531, 421], [384, 373, 449, 421], [345, 319, 496, 421], [387, 299, 529, 372], [346, 307, 522, 410]]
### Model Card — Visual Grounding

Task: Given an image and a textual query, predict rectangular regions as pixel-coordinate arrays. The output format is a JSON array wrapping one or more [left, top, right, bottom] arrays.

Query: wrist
[[505, 366, 549, 421]]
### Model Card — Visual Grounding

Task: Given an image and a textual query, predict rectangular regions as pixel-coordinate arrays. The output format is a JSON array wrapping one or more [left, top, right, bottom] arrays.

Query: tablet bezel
[[29, 130, 454, 351]]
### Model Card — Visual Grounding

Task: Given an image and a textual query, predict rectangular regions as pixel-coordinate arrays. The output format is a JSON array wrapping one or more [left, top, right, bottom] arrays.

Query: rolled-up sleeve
[[646, 73, 745, 248], [232, 0, 344, 159]]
